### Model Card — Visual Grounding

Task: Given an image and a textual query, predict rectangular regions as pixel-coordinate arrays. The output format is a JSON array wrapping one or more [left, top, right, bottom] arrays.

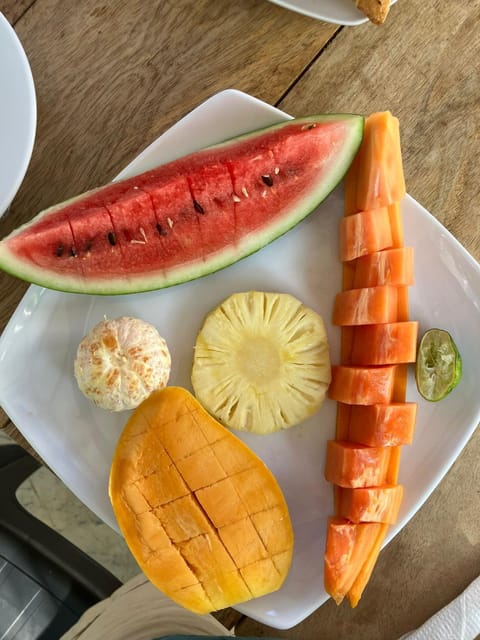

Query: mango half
[[109, 386, 294, 613]]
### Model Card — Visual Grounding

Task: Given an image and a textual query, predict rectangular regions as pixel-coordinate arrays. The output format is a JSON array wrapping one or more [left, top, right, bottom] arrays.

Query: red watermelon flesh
[[140, 176, 201, 266], [68, 206, 127, 277], [0, 115, 364, 294], [8, 211, 80, 276], [105, 188, 165, 275], [187, 163, 236, 252]]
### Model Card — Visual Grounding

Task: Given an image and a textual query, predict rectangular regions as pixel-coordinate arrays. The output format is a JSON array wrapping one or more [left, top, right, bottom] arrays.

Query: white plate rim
[[0, 12, 37, 216], [267, 0, 398, 26]]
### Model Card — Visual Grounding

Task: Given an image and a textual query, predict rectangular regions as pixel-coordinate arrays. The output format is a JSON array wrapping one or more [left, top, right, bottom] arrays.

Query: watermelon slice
[[0, 115, 364, 294]]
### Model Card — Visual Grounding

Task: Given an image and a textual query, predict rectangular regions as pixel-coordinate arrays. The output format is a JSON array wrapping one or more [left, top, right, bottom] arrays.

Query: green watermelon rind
[[0, 114, 364, 295]]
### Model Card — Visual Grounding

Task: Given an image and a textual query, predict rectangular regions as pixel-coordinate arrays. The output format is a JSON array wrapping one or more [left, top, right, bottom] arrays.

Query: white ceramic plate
[[0, 90, 479, 630], [0, 13, 36, 216], [267, 0, 398, 25]]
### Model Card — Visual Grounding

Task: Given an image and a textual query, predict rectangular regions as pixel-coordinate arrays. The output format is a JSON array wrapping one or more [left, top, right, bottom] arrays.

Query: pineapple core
[[191, 291, 331, 434]]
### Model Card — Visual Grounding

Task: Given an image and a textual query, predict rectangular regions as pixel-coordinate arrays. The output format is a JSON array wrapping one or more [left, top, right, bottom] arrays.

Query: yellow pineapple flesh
[[191, 291, 331, 434]]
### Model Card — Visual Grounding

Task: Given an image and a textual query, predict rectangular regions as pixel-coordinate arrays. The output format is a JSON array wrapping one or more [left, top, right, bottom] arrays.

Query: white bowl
[[0, 13, 36, 217], [267, 0, 398, 26]]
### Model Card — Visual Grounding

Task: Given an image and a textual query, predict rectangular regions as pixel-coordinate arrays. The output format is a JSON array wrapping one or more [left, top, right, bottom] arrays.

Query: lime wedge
[[415, 329, 462, 402]]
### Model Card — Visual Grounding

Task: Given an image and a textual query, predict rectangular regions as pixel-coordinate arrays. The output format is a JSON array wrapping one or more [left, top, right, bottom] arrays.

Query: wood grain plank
[[1, 0, 36, 24]]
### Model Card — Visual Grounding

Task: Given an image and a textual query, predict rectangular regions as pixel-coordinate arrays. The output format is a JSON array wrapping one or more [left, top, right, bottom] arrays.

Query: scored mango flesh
[[109, 386, 294, 613]]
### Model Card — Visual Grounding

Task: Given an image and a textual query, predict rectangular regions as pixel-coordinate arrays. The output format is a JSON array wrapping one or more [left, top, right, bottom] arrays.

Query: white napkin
[[400, 574, 480, 640], [60, 573, 234, 640]]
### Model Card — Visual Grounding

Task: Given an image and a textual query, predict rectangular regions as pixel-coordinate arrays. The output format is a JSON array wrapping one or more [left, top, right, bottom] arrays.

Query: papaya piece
[[333, 285, 398, 326], [328, 365, 396, 405], [386, 445, 402, 485], [341, 326, 355, 364], [354, 112, 406, 211], [387, 202, 404, 248], [337, 485, 403, 524], [392, 363, 409, 402], [335, 402, 352, 441], [325, 440, 391, 488], [353, 247, 414, 288], [347, 524, 388, 607], [324, 517, 382, 605], [339, 207, 392, 262], [348, 403, 417, 446], [109, 387, 293, 613], [350, 321, 418, 366]]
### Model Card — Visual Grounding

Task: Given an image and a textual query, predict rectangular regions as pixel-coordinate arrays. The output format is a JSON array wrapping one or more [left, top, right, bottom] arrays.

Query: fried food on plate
[[355, 0, 391, 24]]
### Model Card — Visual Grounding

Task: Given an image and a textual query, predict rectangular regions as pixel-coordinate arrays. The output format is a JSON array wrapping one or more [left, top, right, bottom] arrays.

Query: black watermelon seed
[[156, 223, 168, 237], [56, 245, 64, 257], [261, 174, 273, 187], [108, 231, 117, 246], [193, 200, 205, 214], [85, 240, 93, 252], [70, 247, 77, 257]]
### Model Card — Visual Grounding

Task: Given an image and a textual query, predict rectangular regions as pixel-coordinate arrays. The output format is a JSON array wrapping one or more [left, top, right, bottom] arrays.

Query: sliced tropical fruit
[[74, 316, 171, 411], [109, 386, 293, 613], [191, 291, 331, 434], [0, 115, 364, 294], [415, 328, 462, 401]]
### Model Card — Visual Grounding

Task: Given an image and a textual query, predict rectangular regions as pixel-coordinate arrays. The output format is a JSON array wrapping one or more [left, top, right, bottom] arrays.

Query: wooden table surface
[[1, 1, 479, 638]]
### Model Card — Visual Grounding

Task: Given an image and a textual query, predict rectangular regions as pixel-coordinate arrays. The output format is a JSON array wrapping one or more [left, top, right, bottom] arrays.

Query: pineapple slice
[[191, 291, 331, 434]]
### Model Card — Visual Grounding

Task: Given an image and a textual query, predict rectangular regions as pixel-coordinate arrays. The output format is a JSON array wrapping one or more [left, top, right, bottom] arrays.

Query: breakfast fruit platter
[[0, 90, 478, 630]]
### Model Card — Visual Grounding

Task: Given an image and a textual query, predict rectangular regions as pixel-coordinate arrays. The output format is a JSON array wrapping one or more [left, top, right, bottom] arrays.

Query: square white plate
[[0, 89, 479, 629], [267, 0, 398, 26]]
